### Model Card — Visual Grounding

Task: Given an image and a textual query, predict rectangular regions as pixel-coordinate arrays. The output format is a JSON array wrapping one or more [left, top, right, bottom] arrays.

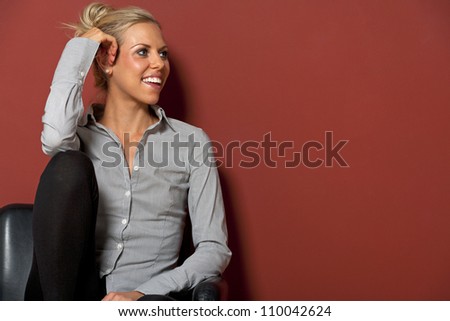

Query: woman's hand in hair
[[81, 27, 118, 66]]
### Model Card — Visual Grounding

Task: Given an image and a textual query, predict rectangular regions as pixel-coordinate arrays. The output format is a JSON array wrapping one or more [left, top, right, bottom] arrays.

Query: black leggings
[[25, 150, 176, 301], [25, 150, 101, 300]]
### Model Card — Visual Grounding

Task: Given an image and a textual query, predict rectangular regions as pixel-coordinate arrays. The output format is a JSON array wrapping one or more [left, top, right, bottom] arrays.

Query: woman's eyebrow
[[130, 43, 150, 49], [129, 43, 168, 50]]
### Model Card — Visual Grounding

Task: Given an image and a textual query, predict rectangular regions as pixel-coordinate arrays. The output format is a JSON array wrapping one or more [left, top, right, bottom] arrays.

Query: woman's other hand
[[102, 291, 144, 301]]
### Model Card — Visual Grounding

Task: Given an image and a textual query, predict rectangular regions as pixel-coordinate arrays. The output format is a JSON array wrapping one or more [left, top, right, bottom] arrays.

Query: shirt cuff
[[53, 37, 99, 84], [134, 269, 188, 295]]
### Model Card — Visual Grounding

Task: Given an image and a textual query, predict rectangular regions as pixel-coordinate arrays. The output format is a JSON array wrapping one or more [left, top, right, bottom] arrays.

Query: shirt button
[[133, 166, 140, 171], [80, 71, 85, 77], [117, 243, 123, 250], [121, 219, 127, 225], [125, 190, 131, 197]]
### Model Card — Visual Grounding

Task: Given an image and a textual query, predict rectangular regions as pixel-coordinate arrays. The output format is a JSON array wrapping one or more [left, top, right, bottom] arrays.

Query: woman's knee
[[41, 150, 96, 193], [50, 150, 93, 171]]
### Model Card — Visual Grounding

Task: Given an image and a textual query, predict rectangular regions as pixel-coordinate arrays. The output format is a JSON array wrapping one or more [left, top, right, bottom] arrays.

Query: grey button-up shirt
[[41, 38, 231, 295]]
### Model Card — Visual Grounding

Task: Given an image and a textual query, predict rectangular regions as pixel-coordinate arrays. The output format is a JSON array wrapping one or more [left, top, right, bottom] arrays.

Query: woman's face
[[109, 22, 170, 106]]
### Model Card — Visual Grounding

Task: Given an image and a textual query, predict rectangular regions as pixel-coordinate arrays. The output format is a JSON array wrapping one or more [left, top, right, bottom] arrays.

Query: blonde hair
[[65, 2, 161, 90]]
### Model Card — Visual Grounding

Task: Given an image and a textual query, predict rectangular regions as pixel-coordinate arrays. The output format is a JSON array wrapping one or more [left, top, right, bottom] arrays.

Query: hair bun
[[80, 2, 112, 29], [64, 3, 112, 36]]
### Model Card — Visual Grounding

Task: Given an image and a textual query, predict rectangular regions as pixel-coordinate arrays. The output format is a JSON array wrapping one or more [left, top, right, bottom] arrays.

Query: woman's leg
[[25, 150, 101, 300]]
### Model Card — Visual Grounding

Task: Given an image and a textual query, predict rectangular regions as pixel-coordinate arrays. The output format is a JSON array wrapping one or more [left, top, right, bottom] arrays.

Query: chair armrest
[[192, 277, 228, 301]]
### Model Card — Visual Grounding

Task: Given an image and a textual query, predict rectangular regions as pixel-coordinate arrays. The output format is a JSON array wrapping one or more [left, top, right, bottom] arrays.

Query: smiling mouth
[[142, 76, 162, 86]]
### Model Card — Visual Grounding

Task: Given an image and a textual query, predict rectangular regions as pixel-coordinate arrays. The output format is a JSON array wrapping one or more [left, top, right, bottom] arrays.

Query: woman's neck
[[99, 98, 157, 142], [98, 97, 158, 174]]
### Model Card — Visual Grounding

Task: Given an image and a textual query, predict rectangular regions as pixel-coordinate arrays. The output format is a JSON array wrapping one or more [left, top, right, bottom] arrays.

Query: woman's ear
[[96, 47, 113, 76]]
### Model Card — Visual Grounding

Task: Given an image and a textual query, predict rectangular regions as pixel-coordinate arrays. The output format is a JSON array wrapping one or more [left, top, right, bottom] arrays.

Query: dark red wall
[[1, 0, 450, 300]]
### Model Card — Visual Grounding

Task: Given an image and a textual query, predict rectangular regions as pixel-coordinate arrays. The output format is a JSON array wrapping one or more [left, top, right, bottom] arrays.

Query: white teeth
[[142, 77, 162, 84]]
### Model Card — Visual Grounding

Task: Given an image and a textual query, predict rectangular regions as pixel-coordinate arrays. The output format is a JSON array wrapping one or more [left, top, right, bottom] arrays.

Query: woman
[[25, 3, 231, 301]]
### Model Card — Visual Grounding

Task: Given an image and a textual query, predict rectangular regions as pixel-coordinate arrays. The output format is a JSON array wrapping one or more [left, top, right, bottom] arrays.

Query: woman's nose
[[149, 53, 164, 69]]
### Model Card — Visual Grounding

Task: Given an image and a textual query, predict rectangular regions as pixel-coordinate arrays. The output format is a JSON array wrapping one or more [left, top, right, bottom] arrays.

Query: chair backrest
[[0, 204, 33, 300]]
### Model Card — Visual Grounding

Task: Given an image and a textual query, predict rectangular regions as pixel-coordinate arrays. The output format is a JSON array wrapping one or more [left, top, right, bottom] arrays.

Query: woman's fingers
[[102, 291, 144, 301], [81, 28, 118, 65], [106, 37, 117, 65]]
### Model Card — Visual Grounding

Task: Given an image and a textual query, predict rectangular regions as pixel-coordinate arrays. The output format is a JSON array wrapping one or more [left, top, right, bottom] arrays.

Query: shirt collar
[[150, 105, 176, 132], [84, 104, 176, 133]]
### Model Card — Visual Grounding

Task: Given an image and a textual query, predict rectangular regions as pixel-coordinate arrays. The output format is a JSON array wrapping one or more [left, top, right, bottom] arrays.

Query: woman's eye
[[137, 48, 148, 56], [159, 50, 169, 60]]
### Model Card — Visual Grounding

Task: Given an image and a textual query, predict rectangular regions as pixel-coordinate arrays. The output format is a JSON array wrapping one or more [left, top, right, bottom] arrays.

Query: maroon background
[[1, 0, 450, 300]]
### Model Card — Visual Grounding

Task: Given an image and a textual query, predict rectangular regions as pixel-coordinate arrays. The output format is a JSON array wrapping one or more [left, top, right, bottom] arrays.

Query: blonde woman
[[25, 3, 231, 301]]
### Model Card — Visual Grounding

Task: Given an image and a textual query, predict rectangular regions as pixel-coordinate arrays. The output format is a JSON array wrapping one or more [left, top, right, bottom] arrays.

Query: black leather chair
[[0, 203, 226, 301], [0, 204, 33, 300]]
